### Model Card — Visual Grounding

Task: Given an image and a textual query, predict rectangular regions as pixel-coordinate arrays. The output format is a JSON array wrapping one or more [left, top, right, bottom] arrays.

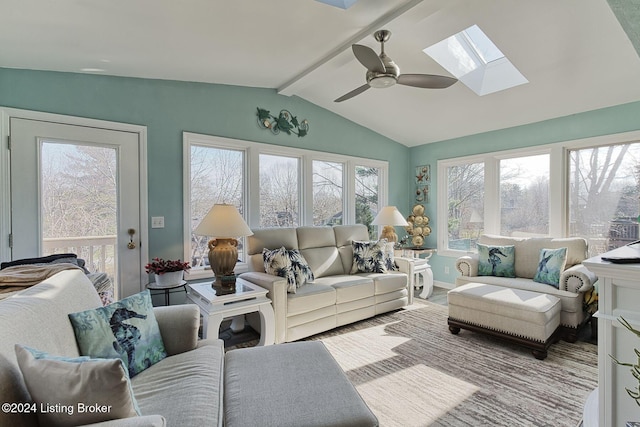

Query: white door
[[10, 118, 143, 297]]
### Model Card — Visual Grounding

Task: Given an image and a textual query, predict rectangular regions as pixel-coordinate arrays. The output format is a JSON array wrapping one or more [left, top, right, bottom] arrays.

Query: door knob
[[127, 228, 136, 249]]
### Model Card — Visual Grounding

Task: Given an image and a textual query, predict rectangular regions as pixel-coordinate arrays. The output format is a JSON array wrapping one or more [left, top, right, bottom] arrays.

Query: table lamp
[[372, 206, 409, 242], [194, 204, 253, 289]]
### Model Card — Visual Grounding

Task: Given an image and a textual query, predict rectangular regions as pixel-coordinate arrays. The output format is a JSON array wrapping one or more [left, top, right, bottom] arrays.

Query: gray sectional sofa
[[241, 224, 412, 343]]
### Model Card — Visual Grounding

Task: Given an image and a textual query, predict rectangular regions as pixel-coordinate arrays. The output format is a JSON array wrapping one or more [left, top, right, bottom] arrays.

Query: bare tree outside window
[[500, 154, 550, 236], [313, 160, 343, 226], [569, 143, 640, 256], [447, 162, 484, 250], [41, 142, 117, 278], [260, 154, 299, 227], [190, 145, 243, 267], [355, 166, 379, 239]]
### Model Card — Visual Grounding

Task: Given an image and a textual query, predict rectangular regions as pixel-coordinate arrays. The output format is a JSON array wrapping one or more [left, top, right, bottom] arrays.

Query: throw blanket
[[0, 263, 83, 299]]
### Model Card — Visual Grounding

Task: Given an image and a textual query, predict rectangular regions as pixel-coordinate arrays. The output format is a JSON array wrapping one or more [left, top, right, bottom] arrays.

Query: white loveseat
[[240, 224, 412, 344], [455, 234, 597, 342]]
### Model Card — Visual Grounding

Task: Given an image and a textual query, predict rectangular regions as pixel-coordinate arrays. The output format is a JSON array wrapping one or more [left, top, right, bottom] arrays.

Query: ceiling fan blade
[[334, 84, 371, 103], [352, 44, 385, 73], [397, 74, 457, 89]]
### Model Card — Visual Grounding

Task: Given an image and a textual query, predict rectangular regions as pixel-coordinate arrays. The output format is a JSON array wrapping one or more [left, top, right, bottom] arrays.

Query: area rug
[[297, 300, 597, 427]]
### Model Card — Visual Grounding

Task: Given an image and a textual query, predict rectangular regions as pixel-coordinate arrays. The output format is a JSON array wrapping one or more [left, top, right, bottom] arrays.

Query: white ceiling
[[2, 0, 640, 147]]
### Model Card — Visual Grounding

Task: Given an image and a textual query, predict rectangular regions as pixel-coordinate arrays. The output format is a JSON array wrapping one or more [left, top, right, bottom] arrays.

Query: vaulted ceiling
[[2, 0, 640, 146]]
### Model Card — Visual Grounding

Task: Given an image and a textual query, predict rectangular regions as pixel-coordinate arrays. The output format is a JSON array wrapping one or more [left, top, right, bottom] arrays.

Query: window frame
[[183, 132, 388, 279], [437, 130, 640, 258]]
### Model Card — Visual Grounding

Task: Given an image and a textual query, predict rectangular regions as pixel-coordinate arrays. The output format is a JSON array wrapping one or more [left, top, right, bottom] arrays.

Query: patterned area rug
[[282, 300, 596, 427]]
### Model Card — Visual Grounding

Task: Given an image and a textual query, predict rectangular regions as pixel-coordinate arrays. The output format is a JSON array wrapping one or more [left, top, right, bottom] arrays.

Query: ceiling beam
[[277, 0, 424, 96]]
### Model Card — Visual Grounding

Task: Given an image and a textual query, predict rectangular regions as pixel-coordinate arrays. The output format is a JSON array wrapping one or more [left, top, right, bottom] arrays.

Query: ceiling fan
[[334, 29, 457, 102]]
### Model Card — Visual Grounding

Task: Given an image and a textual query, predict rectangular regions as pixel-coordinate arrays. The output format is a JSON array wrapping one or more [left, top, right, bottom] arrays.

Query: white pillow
[[15, 344, 140, 427]]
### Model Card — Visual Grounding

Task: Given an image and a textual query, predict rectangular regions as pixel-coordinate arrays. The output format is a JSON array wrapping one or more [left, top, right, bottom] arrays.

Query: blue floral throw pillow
[[68, 290, 167, 378], [533, 247, 568, 288], [477, 244, 516, 278], [351, 239, 388, 274]]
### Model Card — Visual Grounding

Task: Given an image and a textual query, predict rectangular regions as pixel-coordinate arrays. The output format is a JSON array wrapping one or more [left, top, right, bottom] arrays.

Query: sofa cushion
[[361, 272, 408, 295], [132, 340, 224, 427], [334, 224, 371, 272], [477, 244, 516, 278], [287, 283, 336, 316], [350, 239, 388, 274], [301, 246, 345, 278], [68, 290, 167, 378], [15, 344, 140, 426], [533, 247, 568, 288], [247, 227, 299, 273], [313, 275, 374, 303]]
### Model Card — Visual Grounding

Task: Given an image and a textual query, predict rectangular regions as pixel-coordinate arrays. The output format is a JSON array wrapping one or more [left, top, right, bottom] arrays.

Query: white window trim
[[437, 129, 640, 258], [183, 132, 388, 279]]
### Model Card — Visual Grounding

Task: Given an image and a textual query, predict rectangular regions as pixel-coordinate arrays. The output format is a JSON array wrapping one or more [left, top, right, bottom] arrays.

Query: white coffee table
[[186, 277, 275, 346]]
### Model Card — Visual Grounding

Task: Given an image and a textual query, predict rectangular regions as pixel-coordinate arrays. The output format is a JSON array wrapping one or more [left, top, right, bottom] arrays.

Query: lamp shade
[[372, 206, 409, 226], [193, 204, 253, 238]]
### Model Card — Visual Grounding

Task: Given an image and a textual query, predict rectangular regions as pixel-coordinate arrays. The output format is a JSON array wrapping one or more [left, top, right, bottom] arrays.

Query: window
[[446, 161, 484, 251], [312, 160, 344, 226], [188, 144, 244, 269], [183, 133, 388, 278], [500, 154, 549, 236], [569, 142, 640, 256], [438, 150, 552, 255], [355, 165, 380, 239], [259, 154, 299, 227]]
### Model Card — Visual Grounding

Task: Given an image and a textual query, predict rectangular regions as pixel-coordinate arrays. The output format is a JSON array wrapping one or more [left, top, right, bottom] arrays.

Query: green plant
[[145, 258, 190, 275], [610, 316, 640, 407]]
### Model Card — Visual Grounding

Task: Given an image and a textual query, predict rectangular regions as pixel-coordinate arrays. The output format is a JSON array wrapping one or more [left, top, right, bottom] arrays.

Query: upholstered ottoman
[[447, 283, 561, 359], [224, 341, 378, 427]]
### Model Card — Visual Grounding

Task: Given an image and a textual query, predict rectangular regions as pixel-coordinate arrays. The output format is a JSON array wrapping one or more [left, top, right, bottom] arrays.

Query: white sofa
[[455, 234, 597, 342], [241, 224, 412, 344]]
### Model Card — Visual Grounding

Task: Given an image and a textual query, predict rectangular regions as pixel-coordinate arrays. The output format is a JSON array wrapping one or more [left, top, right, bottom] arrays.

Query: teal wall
[[409, 100, 640, 284], [0, 68, 411, 260]]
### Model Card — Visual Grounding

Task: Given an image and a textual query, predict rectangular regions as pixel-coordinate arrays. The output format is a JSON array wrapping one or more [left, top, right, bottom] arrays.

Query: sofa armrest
[[560, 264, 597, 294], [153, 304, 200, 356], [239, 272, 288, 344], [456, 254, 479, 277], [394, 256, 414, 305], [84, 415, 166, 427]]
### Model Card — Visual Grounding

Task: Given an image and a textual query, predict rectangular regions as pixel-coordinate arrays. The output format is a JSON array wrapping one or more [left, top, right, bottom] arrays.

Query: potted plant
[[145, 258, 190, 288], [610, 317, 640, 407]]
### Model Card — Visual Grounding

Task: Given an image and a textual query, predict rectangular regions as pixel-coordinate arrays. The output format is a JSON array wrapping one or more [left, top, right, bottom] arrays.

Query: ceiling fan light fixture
[[368, 75, 396, 88]]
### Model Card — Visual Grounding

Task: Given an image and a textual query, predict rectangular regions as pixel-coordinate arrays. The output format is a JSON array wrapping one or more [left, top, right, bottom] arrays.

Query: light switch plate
[[151, 216, 165, 228]]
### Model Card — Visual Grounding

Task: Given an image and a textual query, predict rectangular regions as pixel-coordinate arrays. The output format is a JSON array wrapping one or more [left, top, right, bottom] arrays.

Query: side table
[[146, 281, 187, 306], [186, 277, 275, 346], [397, 247, 436, 299]]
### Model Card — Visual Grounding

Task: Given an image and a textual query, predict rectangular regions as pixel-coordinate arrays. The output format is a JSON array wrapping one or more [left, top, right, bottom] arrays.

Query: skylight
[[315, 0, 358, 9], [423, 25, 528, 96]]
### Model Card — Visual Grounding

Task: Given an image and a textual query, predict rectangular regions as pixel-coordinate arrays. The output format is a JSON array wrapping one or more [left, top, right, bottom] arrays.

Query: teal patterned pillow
[[351, 239, 388, 274], [263, 247, 296, 293], [533, 247, 568, 288], [477, 244, 516, 278], [68, 290, 167, 378]]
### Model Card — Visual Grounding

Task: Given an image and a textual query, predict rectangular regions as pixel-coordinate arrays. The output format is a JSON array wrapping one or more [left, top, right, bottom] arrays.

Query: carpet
[[295, 300, 597, 427]]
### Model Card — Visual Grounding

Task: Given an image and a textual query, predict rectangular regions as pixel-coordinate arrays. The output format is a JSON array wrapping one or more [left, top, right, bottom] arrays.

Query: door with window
[[10, 118, 143, 297]]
